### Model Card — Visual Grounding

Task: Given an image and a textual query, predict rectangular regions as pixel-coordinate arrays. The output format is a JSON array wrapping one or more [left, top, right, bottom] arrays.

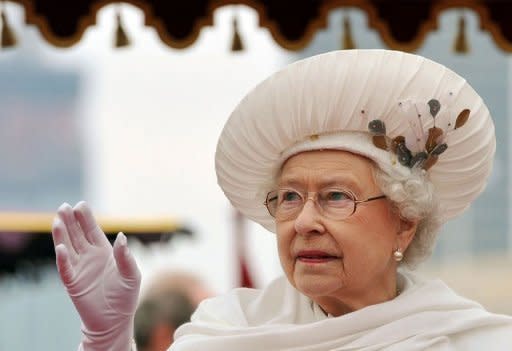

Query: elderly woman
[[51, 50, 512, 350]]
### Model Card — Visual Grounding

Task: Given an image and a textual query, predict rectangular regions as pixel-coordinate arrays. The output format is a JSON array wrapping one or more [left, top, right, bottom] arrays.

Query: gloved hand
[[51, 201, 141, 351]]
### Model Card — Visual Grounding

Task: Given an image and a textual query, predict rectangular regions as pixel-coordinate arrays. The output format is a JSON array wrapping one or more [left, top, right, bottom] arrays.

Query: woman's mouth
[[296, 250, 339, 263]]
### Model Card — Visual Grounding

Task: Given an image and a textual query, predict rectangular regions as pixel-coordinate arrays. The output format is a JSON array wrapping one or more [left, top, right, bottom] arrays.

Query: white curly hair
[[373, 166, 442, 267]]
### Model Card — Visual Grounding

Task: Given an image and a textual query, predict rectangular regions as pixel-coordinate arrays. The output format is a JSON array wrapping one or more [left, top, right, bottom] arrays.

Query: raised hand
[[52, 201, 140, 351]]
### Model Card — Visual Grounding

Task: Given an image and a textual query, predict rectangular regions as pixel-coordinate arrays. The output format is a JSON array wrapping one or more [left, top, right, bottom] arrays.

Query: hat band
[[278, 131, 412, 178]]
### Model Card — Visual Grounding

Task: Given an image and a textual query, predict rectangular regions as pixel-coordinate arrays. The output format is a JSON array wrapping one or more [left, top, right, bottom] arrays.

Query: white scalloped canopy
[[215, 50, 495, 232]]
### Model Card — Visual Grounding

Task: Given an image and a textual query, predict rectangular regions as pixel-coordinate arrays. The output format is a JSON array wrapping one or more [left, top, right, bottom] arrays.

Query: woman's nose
[[294, 199, 325, 235]]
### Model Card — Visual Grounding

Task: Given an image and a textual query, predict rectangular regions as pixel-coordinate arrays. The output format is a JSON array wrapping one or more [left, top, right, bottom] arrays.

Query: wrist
[[81, 315, 135, 351]]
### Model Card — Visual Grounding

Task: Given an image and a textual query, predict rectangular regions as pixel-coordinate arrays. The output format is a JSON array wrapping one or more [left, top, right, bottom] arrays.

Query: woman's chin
[[293, 275, 342, 297]]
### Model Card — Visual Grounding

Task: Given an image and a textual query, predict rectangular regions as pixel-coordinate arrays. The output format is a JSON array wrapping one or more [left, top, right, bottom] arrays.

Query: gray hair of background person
[[134, 290, 196, 349]]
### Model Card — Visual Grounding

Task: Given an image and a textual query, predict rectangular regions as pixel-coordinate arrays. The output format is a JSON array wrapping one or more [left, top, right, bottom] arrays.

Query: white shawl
[[171, 270, 512, 350]]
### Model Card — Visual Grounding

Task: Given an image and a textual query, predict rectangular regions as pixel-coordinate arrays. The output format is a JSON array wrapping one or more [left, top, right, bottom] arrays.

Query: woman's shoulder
[[190, 275, 314, 327]]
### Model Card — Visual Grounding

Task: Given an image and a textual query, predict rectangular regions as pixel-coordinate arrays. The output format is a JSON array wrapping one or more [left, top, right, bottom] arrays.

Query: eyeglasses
[[264, 188, 386, 221]]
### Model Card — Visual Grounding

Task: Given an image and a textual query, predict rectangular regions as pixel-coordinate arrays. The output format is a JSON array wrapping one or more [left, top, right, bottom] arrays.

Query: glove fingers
[[73, 201, 110, 247], [57, 203, 90, 253], [52, 217, 79, 264], [113, 233, 140, 282], [55, 244, 76, 286]]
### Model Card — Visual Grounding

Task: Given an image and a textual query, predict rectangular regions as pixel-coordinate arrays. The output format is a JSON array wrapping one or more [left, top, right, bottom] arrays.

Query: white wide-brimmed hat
[[215, 50, 495, 232]]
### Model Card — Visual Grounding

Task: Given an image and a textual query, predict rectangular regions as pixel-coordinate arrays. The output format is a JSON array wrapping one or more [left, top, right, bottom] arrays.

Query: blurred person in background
[[134, 290, 195, 351], [134, 270, 214, 350], [142, 270, 214, 307]]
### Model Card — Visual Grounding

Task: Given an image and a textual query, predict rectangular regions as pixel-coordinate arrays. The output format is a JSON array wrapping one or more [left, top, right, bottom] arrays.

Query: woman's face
[[275, 150, 415, 315]]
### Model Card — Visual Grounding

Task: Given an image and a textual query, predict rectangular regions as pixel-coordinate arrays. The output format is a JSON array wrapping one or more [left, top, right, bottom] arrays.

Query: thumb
[[113, 232, 140, 282], [55, 244, 75, 286]]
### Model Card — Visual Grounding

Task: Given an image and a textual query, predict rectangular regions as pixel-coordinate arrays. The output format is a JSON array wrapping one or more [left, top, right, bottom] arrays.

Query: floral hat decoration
[[215, 50, 495, 232]]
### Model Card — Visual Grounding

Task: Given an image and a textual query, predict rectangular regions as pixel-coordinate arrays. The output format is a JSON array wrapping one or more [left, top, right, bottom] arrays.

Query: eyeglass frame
[[264, 188, 387, 221]]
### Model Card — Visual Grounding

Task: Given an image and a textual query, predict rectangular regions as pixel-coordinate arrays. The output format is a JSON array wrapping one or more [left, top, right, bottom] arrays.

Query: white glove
[[51, 201, 141, 351]]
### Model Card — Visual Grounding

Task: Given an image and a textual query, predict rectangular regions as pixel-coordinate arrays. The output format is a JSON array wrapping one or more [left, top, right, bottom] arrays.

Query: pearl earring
[[393, 249, 404, 262]]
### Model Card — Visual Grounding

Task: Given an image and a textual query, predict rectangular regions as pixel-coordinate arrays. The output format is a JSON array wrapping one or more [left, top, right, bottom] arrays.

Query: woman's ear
[[397, 217, 418, 251]]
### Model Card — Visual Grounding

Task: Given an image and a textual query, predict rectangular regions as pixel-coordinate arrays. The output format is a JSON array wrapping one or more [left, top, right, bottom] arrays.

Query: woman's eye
[[282, 191, 301, 202], [326, 191, 350, 201]]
